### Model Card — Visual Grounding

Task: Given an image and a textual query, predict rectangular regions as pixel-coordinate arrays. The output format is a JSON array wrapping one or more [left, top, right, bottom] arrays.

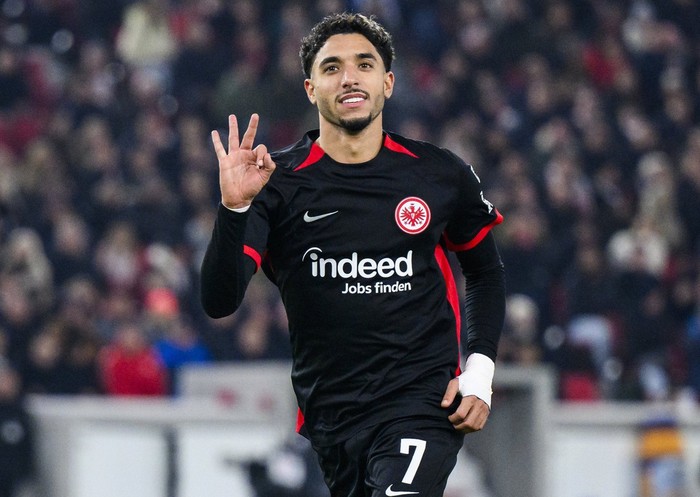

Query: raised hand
[[211, 114, 276, 210]]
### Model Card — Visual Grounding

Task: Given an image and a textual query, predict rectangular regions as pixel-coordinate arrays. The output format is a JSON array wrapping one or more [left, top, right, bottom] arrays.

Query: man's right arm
[[200, 204, 257, 318], [202, 113, 275, 318]]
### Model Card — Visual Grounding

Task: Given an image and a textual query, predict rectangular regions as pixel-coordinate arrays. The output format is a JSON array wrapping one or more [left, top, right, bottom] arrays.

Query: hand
[[441, 377, 491, 434], [211, 114, 276, 209]]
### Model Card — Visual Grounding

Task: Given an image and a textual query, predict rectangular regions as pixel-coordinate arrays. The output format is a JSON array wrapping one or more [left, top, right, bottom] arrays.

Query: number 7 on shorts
[[400, 438, 426, 484]]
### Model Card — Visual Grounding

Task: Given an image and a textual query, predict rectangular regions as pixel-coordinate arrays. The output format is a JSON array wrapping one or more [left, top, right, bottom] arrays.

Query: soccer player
[[201, 12, 505, 497]]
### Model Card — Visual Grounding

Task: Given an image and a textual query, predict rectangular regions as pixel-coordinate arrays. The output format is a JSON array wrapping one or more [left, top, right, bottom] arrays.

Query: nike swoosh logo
[[385, 485, 419, 496], [303, 210, 339, 223]]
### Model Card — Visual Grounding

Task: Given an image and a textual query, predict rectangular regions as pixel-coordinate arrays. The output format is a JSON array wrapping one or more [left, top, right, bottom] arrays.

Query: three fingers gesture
[[211, 114, 276, 210]]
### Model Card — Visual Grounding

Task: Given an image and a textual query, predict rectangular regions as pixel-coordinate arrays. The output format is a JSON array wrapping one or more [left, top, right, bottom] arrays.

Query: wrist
[[458, 353, 495, 408], [222, 202, 251, 213]]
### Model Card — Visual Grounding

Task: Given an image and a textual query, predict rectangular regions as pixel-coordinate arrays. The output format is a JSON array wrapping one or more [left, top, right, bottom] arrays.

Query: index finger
[[240, 113, 260, 150], [211, 130, 227, 159], [228, 114, 240, 153]]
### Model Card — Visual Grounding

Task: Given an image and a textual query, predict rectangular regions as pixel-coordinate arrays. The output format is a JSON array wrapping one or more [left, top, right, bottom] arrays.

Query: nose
[[341, 67, 359, 87]]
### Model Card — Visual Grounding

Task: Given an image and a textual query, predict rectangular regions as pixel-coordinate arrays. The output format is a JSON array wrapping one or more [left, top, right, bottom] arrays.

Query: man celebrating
[[201, 12, 505, 497]]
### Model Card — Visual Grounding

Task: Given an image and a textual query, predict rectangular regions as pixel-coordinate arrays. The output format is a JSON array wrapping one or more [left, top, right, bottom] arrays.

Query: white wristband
[[223, 203, 250, 213], [458, 353, 495, 408]]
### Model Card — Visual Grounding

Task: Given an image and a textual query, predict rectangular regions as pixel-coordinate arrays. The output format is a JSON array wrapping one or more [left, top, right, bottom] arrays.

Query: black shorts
[[312, 416, 465, 497]]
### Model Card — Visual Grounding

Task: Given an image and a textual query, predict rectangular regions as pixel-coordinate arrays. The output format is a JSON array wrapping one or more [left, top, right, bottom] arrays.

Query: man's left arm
[[441, 232, 505, 433]]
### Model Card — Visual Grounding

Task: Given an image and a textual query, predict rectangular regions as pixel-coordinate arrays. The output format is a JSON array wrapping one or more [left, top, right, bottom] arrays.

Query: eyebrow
[[318, 52, 378, 67]]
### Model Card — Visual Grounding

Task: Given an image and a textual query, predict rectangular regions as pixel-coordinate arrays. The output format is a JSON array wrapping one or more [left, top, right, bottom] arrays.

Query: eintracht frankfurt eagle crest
[[395, 197, 431, 234]]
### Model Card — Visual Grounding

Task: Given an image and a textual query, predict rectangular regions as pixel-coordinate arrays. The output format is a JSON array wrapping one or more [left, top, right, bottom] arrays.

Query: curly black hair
[[299, 12, 395, 78]]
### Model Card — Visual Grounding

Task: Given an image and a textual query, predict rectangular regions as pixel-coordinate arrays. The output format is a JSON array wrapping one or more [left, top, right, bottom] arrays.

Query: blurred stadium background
[[0, 0, 699, 496]]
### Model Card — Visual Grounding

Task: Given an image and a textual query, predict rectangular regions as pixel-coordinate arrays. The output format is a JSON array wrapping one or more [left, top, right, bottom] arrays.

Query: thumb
[[441, 378, 459, 408]]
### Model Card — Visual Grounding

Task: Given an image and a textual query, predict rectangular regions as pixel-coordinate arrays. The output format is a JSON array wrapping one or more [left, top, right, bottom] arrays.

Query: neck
[[316, 116, 384, 164]]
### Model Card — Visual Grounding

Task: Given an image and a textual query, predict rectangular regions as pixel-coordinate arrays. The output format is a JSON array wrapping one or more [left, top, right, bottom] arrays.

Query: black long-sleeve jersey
[[201, 130, 505, 447]]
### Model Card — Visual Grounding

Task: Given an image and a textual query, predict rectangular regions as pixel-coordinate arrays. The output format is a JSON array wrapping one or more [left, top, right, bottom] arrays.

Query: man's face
[[304, 33, 394, 133]]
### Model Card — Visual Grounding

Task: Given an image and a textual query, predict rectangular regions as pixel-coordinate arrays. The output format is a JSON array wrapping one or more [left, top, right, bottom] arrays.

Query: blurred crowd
[[0, 0, 699, 408]]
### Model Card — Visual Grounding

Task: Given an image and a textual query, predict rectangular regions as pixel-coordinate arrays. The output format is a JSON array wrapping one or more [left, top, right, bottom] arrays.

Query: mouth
[[338, 92, 368, 107]]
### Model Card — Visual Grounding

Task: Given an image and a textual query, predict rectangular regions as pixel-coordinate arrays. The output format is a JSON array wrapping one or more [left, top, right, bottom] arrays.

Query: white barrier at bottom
[[25, 363, 700, 497]]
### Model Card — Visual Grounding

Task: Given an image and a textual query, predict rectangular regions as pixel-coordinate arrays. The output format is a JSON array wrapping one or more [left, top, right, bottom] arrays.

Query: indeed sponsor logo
[[301, 248, 413, 279]]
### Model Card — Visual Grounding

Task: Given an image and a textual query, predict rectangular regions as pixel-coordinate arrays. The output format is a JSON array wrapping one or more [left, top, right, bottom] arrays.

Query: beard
[[338, 114, 373, 133], [317, 95, 384, 134]]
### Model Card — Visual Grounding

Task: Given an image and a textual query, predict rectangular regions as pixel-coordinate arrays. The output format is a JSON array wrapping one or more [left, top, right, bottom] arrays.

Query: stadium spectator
[[0, 363, 33, 497], [153, 315, 211, 394], [46, 211, 95, 287], [115, 0, 178, 88], [98, 319, 168, 396], [685, 276, 700, 399], [499, 293, 542, 366], [676, 129, 700, 252]]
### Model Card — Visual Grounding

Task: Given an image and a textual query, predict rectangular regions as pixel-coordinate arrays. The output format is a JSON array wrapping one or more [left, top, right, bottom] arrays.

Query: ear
[[384, 71, 395, 99], [304, 79, 316, 105]]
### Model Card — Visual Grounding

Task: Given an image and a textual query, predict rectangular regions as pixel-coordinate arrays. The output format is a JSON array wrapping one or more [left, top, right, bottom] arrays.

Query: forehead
[[314, 33, 382, 66]]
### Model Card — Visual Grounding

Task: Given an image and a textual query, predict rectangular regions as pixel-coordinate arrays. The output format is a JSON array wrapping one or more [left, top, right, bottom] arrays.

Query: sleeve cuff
[[222, 203, 251, 213], [458, 353, 495, 408]]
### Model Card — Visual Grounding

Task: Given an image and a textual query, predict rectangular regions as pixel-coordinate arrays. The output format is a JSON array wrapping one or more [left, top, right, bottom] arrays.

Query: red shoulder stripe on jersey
[[434, 245, 462, 376], [243, 245, 261, 272], [294, 142, 325, 171], [295, 408, 305, 433], [383, 135, 419, 158], [444, 210, 504, 252]]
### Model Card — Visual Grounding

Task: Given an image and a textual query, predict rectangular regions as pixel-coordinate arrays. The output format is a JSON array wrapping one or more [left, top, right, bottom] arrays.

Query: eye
[[323, 64, 339, 73], [359, 62, 373, 69]]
